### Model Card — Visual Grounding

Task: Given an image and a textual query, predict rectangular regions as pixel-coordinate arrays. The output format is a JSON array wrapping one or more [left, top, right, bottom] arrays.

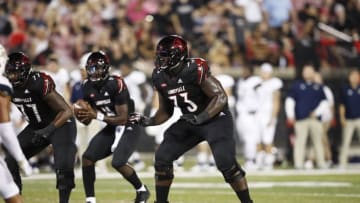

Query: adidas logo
[[104, 91, 109, 96], [177, 78, 183, 84], [126, 126, 133, 131], [24, 89, 30, 94]]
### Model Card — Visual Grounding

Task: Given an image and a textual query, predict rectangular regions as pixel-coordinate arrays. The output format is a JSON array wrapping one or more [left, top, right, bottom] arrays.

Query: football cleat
[[135, 185, 150, 203]]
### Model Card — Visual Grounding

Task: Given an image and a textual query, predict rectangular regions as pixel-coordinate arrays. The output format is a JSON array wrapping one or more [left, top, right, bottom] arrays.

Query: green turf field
[[22, 169, 360, 203]]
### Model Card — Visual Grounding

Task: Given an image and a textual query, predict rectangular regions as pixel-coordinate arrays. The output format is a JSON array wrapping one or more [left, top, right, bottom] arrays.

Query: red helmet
[[85, 51, 110, 85], [5, 52, 32, 87], [155, 35, 188, 71]]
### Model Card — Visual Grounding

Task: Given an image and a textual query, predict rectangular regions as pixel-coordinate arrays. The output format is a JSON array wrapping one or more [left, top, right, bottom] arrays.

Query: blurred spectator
[[235, 0, 263, 31], [246, 23, 271, 65], [285, 65, 326, 169], [338, 68, 360, 169], [293, 19, 319, 79]]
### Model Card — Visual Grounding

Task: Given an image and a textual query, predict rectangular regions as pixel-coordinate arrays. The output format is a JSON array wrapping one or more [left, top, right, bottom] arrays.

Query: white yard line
[[24, 168, 360, 180]]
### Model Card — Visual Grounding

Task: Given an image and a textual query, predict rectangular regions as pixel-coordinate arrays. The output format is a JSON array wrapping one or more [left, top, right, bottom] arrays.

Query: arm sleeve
[[0, 122, 27, 162], [285, 97, 295, 119]]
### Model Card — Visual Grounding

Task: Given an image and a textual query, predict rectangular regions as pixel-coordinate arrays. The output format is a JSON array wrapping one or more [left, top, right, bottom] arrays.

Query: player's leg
[[205, 113, 253, 203], [5, 125, 46, 192], [262, 118, 277, 170], [111, 124, 149, 202], [154, 120, 202, 203], [236, 113, 258, 170], [294, 119, 310, 169], [0, 158, 22, 203], [309, 120, 326, 168], [50, 119, 77, 203], [339, 120, 355, 168], [82, 125, 113, 203]]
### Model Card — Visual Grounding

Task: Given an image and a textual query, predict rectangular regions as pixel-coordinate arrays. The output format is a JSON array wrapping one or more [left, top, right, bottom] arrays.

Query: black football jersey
[[152, 58, 216, 115], [82, 75, 135, 117], [11, 71, 58, 128]]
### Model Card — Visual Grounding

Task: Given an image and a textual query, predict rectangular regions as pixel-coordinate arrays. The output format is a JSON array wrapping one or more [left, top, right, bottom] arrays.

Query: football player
[[4, 52, 77, 203], [74, 51, 149, 203], [0, 45, 32, 203], [130, 35, 253, 203]]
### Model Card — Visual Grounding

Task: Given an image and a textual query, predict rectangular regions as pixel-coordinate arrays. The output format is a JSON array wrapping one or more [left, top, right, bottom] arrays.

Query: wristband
[[96, 112, 105, 121]]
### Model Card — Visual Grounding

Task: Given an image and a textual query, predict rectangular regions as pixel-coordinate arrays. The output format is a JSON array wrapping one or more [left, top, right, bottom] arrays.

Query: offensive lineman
[[0, 46, 32, 203], [4, 52, 77, 203], [130, 35, 253, 203], [74, 51, 149, 203]]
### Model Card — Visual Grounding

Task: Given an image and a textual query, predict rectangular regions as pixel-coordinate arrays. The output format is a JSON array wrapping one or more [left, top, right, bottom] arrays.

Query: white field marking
[[24, 168, 360, 180], [258, 191, 360, 198], [170, 181, 352, 189]]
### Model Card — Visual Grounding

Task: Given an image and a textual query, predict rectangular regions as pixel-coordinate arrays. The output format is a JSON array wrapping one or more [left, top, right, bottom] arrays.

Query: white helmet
[[0, 44, 8, 74], [79, 52, 91, 70]]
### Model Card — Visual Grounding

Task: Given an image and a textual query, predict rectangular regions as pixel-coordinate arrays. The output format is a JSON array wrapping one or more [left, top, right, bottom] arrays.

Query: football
[[73, 99, 92, 124]]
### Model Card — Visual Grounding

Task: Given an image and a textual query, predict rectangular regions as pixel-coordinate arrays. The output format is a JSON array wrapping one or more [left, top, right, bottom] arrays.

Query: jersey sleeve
[[0, 76, 13, 96], [30, 72, 56, 98], [112, 76, 130, 105], [193, 58, 211, 84]]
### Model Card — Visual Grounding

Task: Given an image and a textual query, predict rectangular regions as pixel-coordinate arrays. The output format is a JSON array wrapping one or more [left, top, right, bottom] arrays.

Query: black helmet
[[155, 35, 188, 71], [5, 52, 32, 87], [85, 51, 110, 85]]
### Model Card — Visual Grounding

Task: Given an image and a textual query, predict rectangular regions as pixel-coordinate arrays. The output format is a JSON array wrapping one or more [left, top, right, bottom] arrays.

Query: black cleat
[[135, 185, 150, 203]]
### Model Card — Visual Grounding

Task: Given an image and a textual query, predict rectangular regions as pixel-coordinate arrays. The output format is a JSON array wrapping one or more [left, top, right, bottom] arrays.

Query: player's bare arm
[[200, 75, 228, 118], [44, 90, 73, 128], [129, 91, 173, 126], [148, 91, 174, 125], [0, 91, 11, 122]]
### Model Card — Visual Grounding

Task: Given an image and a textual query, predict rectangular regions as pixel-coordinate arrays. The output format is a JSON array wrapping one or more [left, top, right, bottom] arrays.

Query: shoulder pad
[[187, 58, 211, 84], [29, 71, 56, 96], [110, 75, 127, 93], [0, 75, 12, 95]]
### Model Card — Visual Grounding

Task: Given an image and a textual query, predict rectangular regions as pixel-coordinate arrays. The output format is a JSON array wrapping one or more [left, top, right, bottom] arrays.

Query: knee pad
[[56, 169, 75, 190], [111, 158, 127, 169], [221, 163, 246, 183], [154, 162, 174, 181]]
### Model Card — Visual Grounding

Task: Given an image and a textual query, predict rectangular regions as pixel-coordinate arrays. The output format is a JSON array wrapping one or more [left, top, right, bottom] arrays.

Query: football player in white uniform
[[254, 63, 283, 170], [0, 44, 32, 203], [235, 66, 262, 170]]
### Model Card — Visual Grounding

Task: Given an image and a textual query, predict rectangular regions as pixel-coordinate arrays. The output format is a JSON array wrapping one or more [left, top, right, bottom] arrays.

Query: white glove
[[111, 126, 125, 152], [18, 159, 32, 177]]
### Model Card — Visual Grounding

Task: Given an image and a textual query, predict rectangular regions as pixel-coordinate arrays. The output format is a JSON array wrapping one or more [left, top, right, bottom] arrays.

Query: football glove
[[31, 124, 56, 146], [181, 112, 210, 125]]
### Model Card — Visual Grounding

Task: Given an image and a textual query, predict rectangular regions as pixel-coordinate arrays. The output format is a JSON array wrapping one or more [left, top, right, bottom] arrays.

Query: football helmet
[[155, 35, 188, 71], [5, 52, 32, 87], [85, 51, 110, 85]]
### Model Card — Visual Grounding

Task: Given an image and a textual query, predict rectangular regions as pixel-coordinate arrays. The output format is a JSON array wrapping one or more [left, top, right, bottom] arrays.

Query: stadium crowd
[[0, 0, 360, 172]]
